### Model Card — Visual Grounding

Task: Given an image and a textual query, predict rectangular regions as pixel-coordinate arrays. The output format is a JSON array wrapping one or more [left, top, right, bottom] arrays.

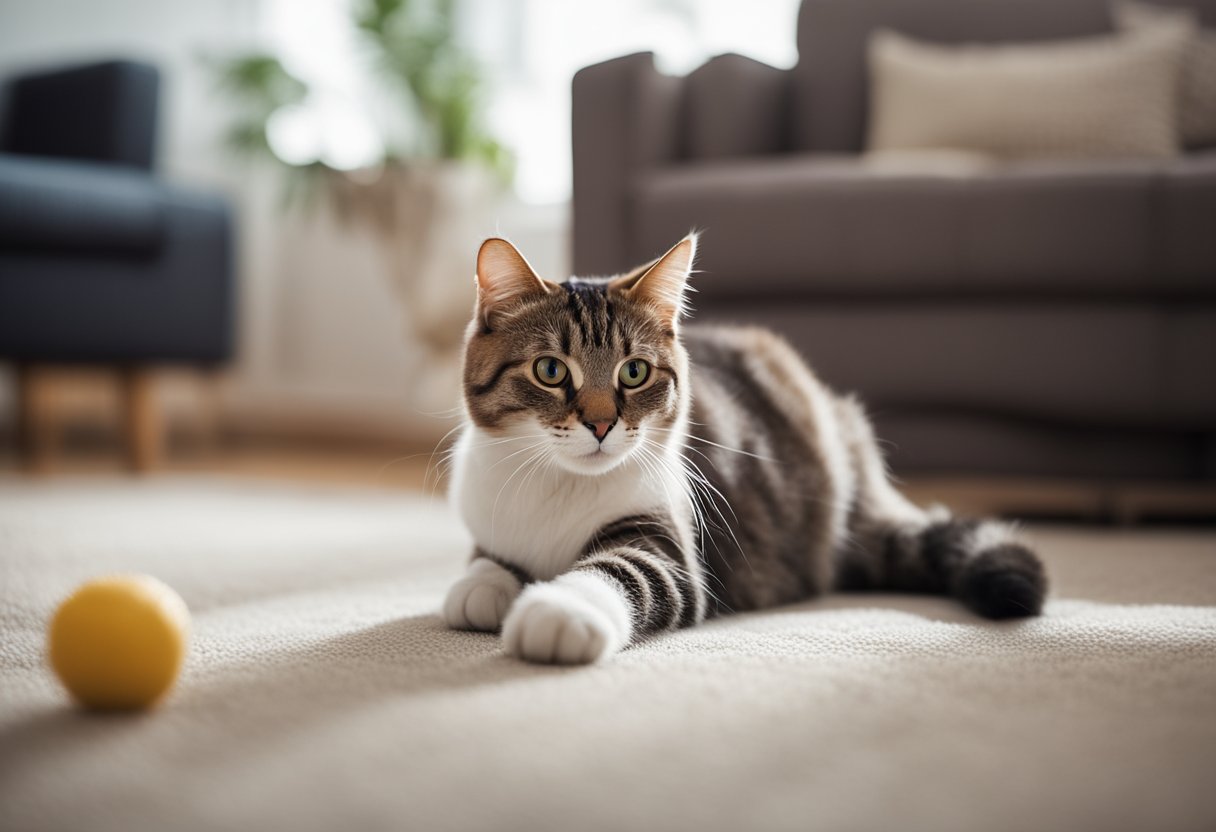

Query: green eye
[[534, 356, 569, 387], [619, 358, 651, 388]]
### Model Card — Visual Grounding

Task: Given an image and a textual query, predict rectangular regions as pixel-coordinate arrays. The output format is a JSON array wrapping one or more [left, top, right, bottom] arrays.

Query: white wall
[[0, 0, 259, 187]]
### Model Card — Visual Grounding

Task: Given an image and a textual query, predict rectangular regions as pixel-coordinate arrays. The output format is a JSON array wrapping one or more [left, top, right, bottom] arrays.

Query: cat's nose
[[584, 420, 616, 442]]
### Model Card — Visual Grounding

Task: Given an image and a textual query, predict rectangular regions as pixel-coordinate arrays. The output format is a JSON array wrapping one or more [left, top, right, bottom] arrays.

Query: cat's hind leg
[[834, 396, 1048, 619]]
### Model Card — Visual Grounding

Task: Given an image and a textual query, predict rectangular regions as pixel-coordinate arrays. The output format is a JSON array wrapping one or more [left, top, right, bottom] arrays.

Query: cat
[[445, 234, 1047, 664]]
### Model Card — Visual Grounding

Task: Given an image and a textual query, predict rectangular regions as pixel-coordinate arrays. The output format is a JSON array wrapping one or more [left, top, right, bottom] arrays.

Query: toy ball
[[48, 575, 190, 711]]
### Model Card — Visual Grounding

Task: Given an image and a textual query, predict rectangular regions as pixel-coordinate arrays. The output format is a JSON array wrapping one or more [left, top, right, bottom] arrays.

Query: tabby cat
[[446, 235, 1047, 664]]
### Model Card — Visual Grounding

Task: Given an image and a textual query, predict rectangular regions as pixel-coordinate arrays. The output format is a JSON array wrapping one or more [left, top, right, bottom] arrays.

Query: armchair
[[0, 60, 235, 470]]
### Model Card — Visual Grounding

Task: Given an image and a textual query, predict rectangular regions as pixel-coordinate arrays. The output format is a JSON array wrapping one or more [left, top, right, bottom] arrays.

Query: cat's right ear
[[475, 238, 552, 329]]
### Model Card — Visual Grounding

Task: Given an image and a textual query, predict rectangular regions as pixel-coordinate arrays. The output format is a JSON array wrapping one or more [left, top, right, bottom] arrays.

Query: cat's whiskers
[[646, 426, 779, 463], [630, 444, 681, 517], [623, 444, 731, 610], [638, 437, 755, 576], [417, 419, 477, 495], [483, 436, 558, 473], [373, 450, 434, 489], [670, 434, 854, 516], [488, 441, 553, 547], [633, 441, 711, 558], [424, 431, 548, 499], [515, 443, 557, 506]]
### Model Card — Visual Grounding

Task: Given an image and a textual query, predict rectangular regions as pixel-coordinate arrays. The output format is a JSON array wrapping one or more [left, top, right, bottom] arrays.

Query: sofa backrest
[[791, 0, 1216, 153]]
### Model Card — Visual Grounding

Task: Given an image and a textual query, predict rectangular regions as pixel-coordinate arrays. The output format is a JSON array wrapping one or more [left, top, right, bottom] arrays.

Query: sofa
[[573, 0, 1216, 482], [0, 60, 234, 469]]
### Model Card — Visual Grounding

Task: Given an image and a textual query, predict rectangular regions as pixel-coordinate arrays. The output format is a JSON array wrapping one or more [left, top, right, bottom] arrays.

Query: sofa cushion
[[684, 54, 788, 160], [866, 26, 1188, 160], [0, 153, 165, 256], [792, 0, 1216, 153], [0, 184, 233, 363], [690, 303, 1216, 432], [631, 154, 1216, 298], [872, 411, 1205, 479], [1116, 0, 1216, 148], [1162, 150, 1216, 288]]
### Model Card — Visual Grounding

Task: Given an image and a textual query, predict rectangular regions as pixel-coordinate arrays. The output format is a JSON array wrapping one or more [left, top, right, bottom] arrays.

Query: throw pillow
[[866, 26, 1189, 159]]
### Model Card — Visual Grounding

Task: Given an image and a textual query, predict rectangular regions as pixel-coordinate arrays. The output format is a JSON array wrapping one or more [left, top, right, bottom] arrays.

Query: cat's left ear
[[610, 233, 697, 328], [475, 237, 554, 328]]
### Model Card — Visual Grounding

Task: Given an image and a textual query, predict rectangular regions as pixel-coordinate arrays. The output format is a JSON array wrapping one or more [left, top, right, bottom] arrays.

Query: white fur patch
[[449, 422, 690, 581], [970, 521, 1019, 553], [442, 557, 522, 632], [501, 572, 632, 664]]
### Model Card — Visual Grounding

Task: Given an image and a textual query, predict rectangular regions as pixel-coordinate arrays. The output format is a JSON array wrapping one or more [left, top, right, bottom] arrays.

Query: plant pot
[[335, 161, 501, 416]]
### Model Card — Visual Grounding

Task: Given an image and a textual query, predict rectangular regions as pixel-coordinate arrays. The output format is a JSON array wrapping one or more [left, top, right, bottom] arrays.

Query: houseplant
[[212, 0, 511, 411]]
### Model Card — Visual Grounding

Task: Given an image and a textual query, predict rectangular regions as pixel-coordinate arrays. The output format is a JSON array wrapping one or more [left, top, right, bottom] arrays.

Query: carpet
[[1, 476, 1214, 832]]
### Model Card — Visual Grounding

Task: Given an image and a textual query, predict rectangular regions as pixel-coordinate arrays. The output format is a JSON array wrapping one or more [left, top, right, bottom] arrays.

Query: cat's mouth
[[576, 446, 616, 463], [554, 442, 630, 475]]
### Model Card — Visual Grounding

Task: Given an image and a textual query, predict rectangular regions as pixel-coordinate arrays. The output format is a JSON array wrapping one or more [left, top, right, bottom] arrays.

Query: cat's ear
[[610, 233, 697, 327], [475, 237, 552, 328]]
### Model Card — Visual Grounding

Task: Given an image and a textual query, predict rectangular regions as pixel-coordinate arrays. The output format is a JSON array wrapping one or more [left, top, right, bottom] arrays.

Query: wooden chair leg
[[122, 368, 161, 473], [16, 365, 56, 473], [196, 369, 225, 453]]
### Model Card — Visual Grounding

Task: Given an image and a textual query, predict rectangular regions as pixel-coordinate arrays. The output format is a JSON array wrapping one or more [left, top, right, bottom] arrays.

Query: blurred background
[[1, 0, 1213, 522]]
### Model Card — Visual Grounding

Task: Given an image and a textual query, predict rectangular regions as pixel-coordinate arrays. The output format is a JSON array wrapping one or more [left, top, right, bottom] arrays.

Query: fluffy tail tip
[[958, 543, 1047, 619]]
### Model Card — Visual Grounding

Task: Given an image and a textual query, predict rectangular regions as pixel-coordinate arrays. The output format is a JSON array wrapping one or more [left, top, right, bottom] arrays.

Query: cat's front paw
[[502, 575, 630, 665], [443, 559, 522, 632]]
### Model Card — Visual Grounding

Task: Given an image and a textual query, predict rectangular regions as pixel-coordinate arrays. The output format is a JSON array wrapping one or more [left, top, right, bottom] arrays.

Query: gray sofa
[[572, 0, 1216, 482]]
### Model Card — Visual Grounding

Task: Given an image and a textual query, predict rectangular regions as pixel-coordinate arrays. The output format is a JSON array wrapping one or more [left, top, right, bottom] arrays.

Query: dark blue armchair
[[0, 60, 235, 470]]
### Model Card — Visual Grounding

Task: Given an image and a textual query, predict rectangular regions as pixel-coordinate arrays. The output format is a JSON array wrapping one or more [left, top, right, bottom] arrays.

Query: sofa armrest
[[1, 60, 160, 170], [572, 53, 684, 275]]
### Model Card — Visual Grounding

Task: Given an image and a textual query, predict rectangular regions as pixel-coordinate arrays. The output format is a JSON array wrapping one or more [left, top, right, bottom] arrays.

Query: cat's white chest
[[449, 427, 685, 580]]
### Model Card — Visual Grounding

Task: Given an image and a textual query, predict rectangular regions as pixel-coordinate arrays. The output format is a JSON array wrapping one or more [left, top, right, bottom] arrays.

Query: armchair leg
[[16, 365, 56, 473], [122, 368, 161, 472]]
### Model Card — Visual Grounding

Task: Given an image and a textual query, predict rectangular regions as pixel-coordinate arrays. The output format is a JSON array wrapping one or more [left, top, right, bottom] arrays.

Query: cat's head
[[462, 234, 696, 475]]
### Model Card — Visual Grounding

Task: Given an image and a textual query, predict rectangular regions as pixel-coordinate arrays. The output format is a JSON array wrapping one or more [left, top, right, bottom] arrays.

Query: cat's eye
[[533, 356, 569, 387], [619, 359, 651, 389]]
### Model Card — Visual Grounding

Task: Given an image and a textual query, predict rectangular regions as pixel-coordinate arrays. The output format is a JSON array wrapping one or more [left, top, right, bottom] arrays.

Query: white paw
[[443, 560, 522, 632], [502, 575, 630, 665]]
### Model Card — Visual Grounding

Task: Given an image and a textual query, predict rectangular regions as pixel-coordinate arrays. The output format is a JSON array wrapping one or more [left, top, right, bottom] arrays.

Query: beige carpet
[[1, 477, 1214, 832]]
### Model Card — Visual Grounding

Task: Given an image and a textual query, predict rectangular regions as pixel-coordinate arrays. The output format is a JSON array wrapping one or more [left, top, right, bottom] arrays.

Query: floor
[[2, 418, 1215, 832], [1, 475, 1213, 832]]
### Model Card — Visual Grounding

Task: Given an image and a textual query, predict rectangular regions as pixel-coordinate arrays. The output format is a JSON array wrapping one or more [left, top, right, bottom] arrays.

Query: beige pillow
[[1114, 0, 1216, 147], [866, 26, 1189, 160]]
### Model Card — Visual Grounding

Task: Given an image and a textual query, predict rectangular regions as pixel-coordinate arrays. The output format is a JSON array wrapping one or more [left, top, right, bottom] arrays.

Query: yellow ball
[[48, 575, 190, 711]]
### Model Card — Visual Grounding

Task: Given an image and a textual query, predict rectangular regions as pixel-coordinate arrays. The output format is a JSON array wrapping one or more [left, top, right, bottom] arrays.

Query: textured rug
[[1, 476, 1214, 832]]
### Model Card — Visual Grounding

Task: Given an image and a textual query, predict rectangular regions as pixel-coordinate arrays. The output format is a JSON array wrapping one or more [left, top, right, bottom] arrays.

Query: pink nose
[[584, 420, 616, 442]]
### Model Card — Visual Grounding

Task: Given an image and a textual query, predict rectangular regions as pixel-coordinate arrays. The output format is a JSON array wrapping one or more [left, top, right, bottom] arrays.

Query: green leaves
[[207, 53, 309, 160], [352, 0, 509, 170], [206, 0, 512, 212]]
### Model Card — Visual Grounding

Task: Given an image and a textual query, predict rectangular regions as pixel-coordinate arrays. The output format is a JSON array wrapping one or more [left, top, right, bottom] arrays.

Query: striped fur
[[446, 236, 1048, 664]]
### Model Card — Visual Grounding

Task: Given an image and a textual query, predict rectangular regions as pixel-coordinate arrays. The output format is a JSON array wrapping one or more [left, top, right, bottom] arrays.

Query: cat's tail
[[837, 513, 1048, 619], [831, 394, 1047, 619]]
